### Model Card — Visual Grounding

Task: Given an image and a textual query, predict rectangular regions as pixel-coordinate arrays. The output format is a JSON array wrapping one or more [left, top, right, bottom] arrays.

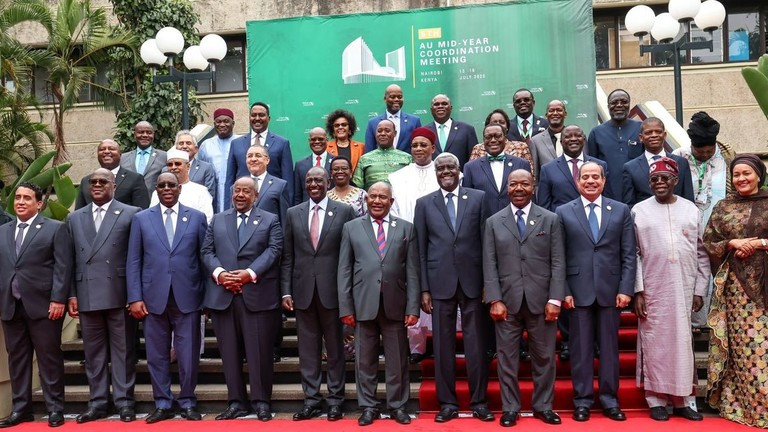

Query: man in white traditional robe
[[632, 157, 709, 422]]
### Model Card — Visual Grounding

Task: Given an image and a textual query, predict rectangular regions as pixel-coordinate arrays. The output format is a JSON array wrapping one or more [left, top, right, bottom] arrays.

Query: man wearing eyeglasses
[[151, 149, 213, 223], [76, 139, 150, 210]]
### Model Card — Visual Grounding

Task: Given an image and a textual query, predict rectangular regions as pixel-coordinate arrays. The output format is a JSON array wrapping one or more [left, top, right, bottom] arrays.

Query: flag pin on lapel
[[254, 220, 259, 225], [606, 205, 612, 211], [328, 211, 334, 217], [462, 195, 468, 200], [529, 220, 535, 225], [182, 217, 188, 222]]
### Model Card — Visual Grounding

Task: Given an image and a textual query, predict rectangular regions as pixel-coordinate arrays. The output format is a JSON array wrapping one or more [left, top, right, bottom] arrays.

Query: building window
[[595, 16, 617, 69], [727, 11, 761, 61], [197, 36, 246, 94]]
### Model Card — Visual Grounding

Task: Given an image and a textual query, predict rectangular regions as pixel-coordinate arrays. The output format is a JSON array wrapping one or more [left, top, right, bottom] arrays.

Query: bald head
[[134, 121, 155, 150], [97, 139, 121, 169], [385, 84, 404, 114]]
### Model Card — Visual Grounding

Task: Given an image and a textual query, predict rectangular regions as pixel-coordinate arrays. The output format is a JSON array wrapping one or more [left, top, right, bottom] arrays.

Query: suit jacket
[[536, 155, 610, 211], [364, 111, 422, 154], [76, 168, 150, 210], [189, 158, 217, 206], [254, 173, 289, 224], [462, 154, 531, 216], [0, 215, 72, 321], [621, 153, 695, 207], [280, 199, 356, 310], [120, 148, 167, 195], [338, 215, 420, 321], [327, 140, 365, 171], [226, 131, 294, 207], [292, 154, 333, 206], [67, 201, 141, 311], [555, 197, 636, 307], [126, 204, 207, 315], [507, 114, 548, 142], [529, 129, 558, 176], [201, 207, 282, 312], [586, 120, 645, 200], [482, 204, 565, 315], [413, 187, 486, 300], [425, 119, 478, 170]]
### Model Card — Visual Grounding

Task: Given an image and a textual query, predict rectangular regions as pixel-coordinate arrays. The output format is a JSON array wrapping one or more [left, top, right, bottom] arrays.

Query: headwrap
[[730, 153, 767, 195], [166, 148, 190, 162], [410, 127, 436, 144], [687, 111, 719, 147], [649, 156, 678, 176], [213, 108, 234, 120]]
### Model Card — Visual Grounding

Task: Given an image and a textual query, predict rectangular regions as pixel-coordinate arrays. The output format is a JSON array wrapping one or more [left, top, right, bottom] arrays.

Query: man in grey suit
[[557, 161, 636, 422], [281, 167, 356, 421], [413, 153, 492, 423], [120, 121, 168, 196], [76, 139, 150, 210], [67, 168, 141, 423], [529, 100, 567, 177], [201, 176, 282, 421], [174, 130, 218, 206], [338, 182, 420, 426], [483, 169, 565, 427], [0, 182, 71, 428]]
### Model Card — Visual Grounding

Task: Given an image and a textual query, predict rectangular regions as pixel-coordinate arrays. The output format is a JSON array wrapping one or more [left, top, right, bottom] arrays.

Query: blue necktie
[[588, 203, 599, 242], [238, 213, 248, 245], [446, 192, 456, 230], [137, 150, 148, 174], [164, 208, 175, 246], [652, 154, 661, 161], [515, 209, 525, 238]]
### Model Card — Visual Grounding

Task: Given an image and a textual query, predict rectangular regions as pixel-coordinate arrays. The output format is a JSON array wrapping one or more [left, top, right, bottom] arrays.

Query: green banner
[[246, 0, 596, 160]]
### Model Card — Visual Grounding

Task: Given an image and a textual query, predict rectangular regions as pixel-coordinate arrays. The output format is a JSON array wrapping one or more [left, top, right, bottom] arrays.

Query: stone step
[[62, 335, 301, 352]]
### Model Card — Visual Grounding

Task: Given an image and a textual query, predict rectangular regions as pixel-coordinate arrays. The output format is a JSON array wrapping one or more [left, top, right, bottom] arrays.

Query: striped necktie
[[374, 219, 386, 258]]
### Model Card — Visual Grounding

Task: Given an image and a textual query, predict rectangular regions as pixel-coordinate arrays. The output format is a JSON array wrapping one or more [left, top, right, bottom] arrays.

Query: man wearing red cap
[[631, 156, 709, 422], [199, 108, 240, 213]]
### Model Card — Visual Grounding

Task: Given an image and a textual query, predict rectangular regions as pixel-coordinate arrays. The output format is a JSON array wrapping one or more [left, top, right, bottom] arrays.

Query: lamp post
[[140, 27, 228, 129], [625, 0, 725, 125]]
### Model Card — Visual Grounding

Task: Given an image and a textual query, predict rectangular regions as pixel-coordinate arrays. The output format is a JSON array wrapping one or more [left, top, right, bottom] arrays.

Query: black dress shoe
[[293, 405, 322, 420], [48, 411, 64, 428], [327, 405, 343, 421], [408, 353, 425, 364], [672, 407, 703, 421], [256, 408, 272, 421], [119, 406, 135, 422], [215, 405, 249, 420], [180, 406, 202, 420], [572, 406, 590, 422], [559, 344, 570, 361], [435, 407, 458, 422], [76, 407, 108, 424], [500, 411, 518, 427], [358, 408, 380, 426], [472, 406, 495, 421], [486, 350, 497, 361], [534, 410, 562, 424], [649, 406, 669, 421], [520, 350, 531, 362], [603, 407, 627, 421], [146, 408, 175, 424], [0, 411, 34, 428], [391, 408, 410, 425]]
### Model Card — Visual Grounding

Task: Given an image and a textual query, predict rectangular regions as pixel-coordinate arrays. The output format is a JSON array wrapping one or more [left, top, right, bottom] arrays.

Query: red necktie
[[570, 158, 579, 184], [315, 156, 321, 167], [522, 119, 530, 143], [310, 205, 320, 250], [375, 219, 386, 258]]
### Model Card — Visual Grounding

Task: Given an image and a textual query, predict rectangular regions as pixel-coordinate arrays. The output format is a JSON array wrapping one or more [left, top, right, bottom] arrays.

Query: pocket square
[[535, 231, 548, 236]]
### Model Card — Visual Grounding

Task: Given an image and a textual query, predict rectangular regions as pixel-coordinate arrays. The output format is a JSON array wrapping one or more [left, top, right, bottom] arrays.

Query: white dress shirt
[[14, 214, 39, 245], [645, 150, 667, 165], [370, 213, 391, 239], [213, 208, 257, 283], [490, 159, 504, 191], [435, 118, 453, 143], [307, 196, 328, 232], [580, 194, 603, 227], [251, 128, 268, 147], [92, 199, 114, 224], [388, 111, 402, 147], [251, 172, 267, 194], [441, 188, 459, 212]]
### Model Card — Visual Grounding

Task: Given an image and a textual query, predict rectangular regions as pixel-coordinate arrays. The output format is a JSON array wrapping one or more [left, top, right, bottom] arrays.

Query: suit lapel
[[500, 157, 517, 198], [361, 217, 380, 257], [499, 207, 521, 241], [150, 206, 172, 251], [80, 205, 98, 247], [443, 123, 458, 153], [17, 216, 43, 258], [521, 205, 542, 242], [115, 168, 127, 191], [239, 209, 261, 252], [598, 199, 613, 242], [478, 159, 499, 194], [225, 210, 238, 249], [171, 206, 192, 251], [431, 192, 454, 234], [256, 174, 275, 206], [6, 224, 16, 261], [382, 217, 400, 260], [315, 200, 334, 252], [89, 204, 122, 259], [454, 187, 468, 233], [555, 157, 579, 192], [571, 200, 596, 244]]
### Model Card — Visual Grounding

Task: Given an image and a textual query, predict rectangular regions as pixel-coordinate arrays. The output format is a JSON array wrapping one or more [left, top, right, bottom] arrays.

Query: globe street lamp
[[140, 27, 227, 129], [626, 0, 726, 124]]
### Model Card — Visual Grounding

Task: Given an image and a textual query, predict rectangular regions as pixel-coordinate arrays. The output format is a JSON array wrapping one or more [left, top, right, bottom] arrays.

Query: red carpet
[[3, 415, 754, 431]]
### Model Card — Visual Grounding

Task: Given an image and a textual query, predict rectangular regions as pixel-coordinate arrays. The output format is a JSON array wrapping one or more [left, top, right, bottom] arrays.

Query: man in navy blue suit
[[507, 89, 549, 143], [364, 84, 421, 154], [226, 102, 294, 206], [127, 172, 207, 423], [556, 162, 636, 423], [292, 127, 333, 205], [424, 94, 478, 170], [622, 117, 694, 207], [246, 144, 289, 225], [537, 125, 610, 211]]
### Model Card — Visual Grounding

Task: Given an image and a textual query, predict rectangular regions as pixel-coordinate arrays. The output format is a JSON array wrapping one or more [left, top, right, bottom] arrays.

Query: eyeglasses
[[484, 133, 505, 140], [333, 122, 349, 128], [156, 182, 178, 189], [88, 178, 112, 186], [167, 161, 186, 167], [649, 174, 675, 183]]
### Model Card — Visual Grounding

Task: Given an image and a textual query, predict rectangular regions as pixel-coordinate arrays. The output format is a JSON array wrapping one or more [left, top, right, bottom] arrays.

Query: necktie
[[588, 203, 599, 242], [238, 213, 248, 245], [555, 132, 563, 157], [164, 208, 175, 246], [11, 222, 26, 300], [254, 133, 262, 147], [570, 158, 579, 185], [439, 124, 448, 147], [487, 154, 505, 162], [310, 205, 320, 250], [375, 219, 386, 258], [522, 119, 530, 141], [253, 176, 261, 193], [446, 193, 456, 230], [137, 150, 147, 174], [315, 156, 322, 167], [94, 207, 103, 232], [652, 155, 662, 161], [515, 209, 525, 238]]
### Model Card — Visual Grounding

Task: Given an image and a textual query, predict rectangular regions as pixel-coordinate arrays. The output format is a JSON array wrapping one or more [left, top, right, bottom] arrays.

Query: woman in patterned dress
[[703, 153, 768, 427], [327, 156, 367, 217]]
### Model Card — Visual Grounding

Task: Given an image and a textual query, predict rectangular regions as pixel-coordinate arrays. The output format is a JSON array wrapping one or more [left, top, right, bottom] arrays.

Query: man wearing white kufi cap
[[151, 148, 214, 223]]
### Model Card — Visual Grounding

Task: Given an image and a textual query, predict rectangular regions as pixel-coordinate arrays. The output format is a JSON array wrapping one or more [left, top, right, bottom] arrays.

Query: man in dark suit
[[76, 139, 150, 209], [483, 169, 565, 427], [463, 124, 531, 216], [414, 153, 492, 423], [364, 84, 421, 154], [556, 161, 636, 422], [201, 176, 282, 421], [622, 117, 695, 207], [245, 144, 289, 224], [529, 100, 567, 176], [425, 94, 478, 170], [292, 128, 333, 205], [338, 182, 420, 426], [127, 172, 207, 423], [67, 168, 141, 423], [175, 131, 218, 206], [281, 167, 355, 421], [507, 89, 549, 143], [537, 125, 611, 211], [226, 102, 294, 206], [120, 121, 168, 196], [0, 182, 71, 428]]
